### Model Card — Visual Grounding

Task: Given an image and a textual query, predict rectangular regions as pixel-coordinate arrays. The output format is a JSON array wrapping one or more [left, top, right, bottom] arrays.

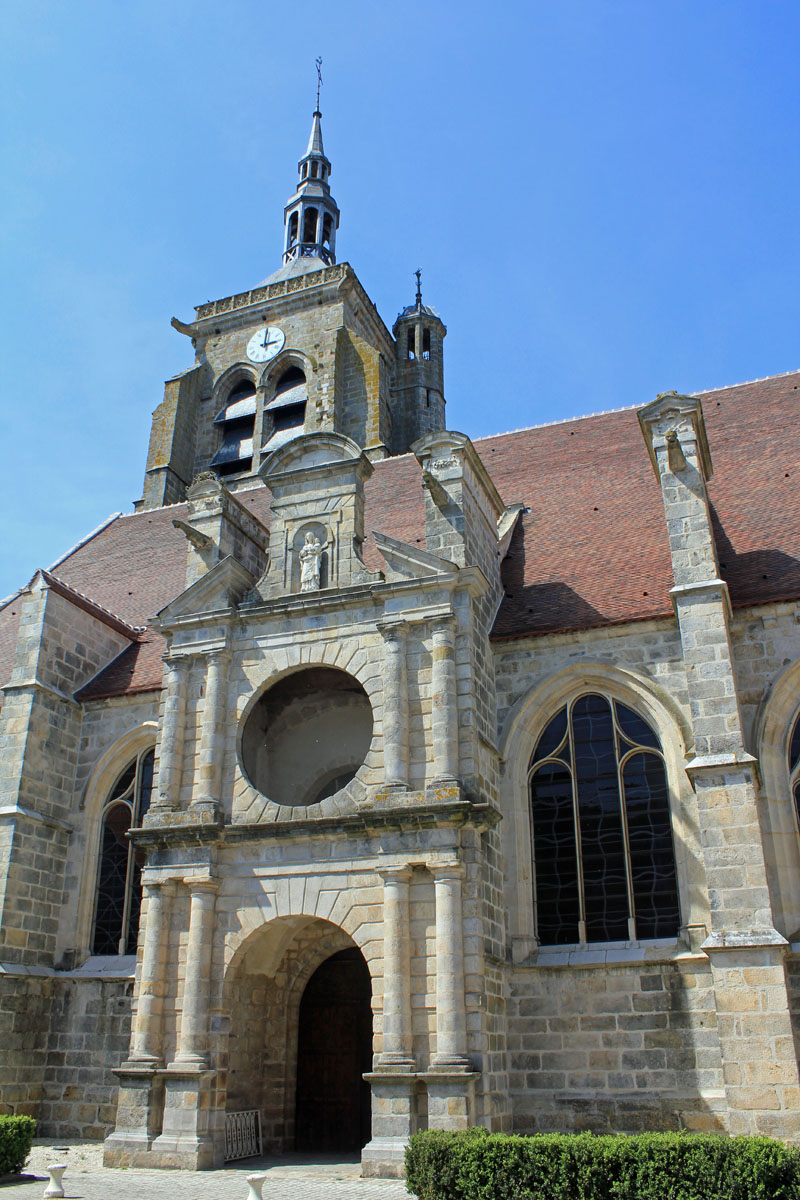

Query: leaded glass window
[[790, 713, 800, 833], [529, 694, 680, 945], [92, 747, 154, 955]]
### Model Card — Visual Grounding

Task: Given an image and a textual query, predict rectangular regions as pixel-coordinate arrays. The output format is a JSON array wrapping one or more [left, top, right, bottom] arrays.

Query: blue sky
[[1, 0, 799, 600]]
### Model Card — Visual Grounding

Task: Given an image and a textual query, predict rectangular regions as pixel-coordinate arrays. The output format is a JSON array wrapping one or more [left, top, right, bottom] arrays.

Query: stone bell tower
[[136, 106, 449, 513]]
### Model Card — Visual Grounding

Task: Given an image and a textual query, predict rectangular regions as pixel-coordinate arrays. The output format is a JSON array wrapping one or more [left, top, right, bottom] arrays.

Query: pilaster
[[639, 390, 800, 1138]]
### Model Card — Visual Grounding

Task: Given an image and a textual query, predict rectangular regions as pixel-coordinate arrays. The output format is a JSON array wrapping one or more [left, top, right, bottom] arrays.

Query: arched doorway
[[295, 947, 372, 1152]]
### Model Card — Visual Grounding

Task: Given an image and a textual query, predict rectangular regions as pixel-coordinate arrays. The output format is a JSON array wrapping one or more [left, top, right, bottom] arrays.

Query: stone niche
[[240, 666, 373, 807]]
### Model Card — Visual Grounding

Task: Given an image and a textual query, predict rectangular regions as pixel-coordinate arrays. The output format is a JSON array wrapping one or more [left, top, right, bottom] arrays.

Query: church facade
[[2, 106, 800, 1176]]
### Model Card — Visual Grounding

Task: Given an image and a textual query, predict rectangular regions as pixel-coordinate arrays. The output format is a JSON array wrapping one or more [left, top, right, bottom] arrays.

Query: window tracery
[[92, 747, 154, 955], [529, 693, 680, 946]]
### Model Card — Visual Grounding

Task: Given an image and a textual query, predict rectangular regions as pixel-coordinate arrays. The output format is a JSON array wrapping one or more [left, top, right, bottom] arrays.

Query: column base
[[150, 1066, 222, 1170], [421, 1069, 479, 1131], [187, 799, 223, 824], [425, 781, 462, 803], [104, 1066, 164, 1166], [363, 1070, 419, 1177], [361, 1136, 410, 1178]]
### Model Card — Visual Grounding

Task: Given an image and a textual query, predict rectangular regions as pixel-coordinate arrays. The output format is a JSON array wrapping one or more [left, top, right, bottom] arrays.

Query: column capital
[[162, 654, 191, 672], [204, 646, 231, 664], [377, 864, 413, 884], [428, 859, 464, 881], [430, 613, 456, 638], [183, 873, 219, 894], [377, 618, 409, 641]]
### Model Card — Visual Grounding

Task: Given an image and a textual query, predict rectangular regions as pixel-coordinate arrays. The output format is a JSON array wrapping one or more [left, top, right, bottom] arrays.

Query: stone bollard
[[246, 1174, 266, 1200], [43, 1164, 67, 1199]]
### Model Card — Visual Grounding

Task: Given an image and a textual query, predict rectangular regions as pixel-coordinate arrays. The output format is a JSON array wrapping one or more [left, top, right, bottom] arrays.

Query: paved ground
[[2, 1142, 411, 1200]]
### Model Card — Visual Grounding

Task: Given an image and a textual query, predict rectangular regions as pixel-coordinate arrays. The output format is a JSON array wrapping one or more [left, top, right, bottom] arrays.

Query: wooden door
[[295, 948, 372, 1152]]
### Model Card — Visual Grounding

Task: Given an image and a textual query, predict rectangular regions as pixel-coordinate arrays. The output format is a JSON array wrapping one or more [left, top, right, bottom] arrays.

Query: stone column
[[378, 621, 409, 789], [363, 869, 418, 1178], [127, 880, 171, 1065], [430, 861, 470, 1068], [193, 650, 228, 818], [639, 392, 800, 1139], [154, 657, 188, 811], [430, 616, 458, 783], [377, 866, 414, 1067], [172, 878, 218, 1067]]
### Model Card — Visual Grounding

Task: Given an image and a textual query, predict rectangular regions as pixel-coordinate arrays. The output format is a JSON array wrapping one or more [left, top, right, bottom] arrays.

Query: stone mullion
[[155, 657, 188, 811], [172, 879, 218, 1067], [378, 621, 409, 789], [430, 616, 458, 783]]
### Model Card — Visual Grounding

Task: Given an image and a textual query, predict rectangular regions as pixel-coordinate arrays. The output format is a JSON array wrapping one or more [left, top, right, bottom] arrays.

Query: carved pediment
[[373, 531, 457, 582], [155, 556, 255, 625]]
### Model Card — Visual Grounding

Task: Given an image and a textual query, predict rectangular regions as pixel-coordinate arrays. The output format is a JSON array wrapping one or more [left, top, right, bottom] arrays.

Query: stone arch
[[498, 662, 700, 953], [233, 653, 384, 823], [222, 912, 375, 1152], [258, 347, 318, 392], [74, 722, 158, 959], [210, 362, 259, 409], [754, 657, 800, 937]]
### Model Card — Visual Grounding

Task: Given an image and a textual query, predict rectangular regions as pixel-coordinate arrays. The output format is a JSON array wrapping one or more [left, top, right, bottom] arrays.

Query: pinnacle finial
[[315, 57, 323, 113], [415, 268, 422, 307]]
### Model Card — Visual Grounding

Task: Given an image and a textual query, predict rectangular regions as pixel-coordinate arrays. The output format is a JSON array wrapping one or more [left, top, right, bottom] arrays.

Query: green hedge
[[0, 1115, 36, 1176], [405, 1128, 800, 1200]]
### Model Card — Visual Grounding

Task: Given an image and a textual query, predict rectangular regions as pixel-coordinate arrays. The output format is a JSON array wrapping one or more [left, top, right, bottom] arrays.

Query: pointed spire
[[280, 63, 340, 269], [306, 109, 325, 158]]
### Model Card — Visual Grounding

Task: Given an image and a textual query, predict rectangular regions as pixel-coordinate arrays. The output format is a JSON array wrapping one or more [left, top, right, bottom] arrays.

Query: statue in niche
[[299, 530, 329, 592]]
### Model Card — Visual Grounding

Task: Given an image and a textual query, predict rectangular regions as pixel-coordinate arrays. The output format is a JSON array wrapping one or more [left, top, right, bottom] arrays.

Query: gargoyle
[[172, 519, 213, 552]]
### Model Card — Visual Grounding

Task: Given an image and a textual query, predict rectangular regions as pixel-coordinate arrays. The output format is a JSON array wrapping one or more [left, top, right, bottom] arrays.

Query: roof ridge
[[474, 402, 642, 443], [40, 570, 145, 637], [473, 367, 800, 445], [692, 366, 800, 396]]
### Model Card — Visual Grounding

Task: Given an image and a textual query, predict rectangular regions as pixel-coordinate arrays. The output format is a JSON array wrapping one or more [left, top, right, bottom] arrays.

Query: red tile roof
[[1, 370, 798, 700]]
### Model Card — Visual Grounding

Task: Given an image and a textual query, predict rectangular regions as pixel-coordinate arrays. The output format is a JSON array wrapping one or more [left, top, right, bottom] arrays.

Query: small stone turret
[[282, 108, 340, 267], [391, 271, 446, 454]]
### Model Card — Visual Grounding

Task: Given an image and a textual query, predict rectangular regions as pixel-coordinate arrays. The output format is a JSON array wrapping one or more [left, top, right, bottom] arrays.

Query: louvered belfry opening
[[211, 379, 256, 475], [261, 366, 308, 456]]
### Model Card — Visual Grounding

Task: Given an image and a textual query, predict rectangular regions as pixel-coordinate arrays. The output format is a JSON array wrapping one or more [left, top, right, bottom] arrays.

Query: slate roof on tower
[[1, 369, 798, 701]]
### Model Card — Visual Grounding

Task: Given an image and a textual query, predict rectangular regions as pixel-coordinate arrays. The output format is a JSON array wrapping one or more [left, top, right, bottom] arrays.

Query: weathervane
[[315, 57, 323, 111], [415, 268, 422, 307]]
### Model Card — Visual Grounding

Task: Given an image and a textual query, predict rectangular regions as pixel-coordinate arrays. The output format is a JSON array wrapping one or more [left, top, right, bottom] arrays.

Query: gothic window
[[92, 747, 154, 956], [261, 366, 307, 454], [211, 380, 256, 475], [529, 693, 680, 946], [789, 712, 800, 831]]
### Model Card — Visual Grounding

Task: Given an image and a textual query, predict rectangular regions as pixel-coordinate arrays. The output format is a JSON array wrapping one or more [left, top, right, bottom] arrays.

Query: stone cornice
[[130, 798, 501, 850]]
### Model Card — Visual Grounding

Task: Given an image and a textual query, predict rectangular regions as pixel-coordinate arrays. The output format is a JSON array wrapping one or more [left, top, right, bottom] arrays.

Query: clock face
[[247, 325, 285, 363]]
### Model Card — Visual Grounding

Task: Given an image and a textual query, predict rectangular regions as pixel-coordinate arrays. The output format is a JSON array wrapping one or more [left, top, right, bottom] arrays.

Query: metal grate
[[224, 1110, 262, 1161]]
